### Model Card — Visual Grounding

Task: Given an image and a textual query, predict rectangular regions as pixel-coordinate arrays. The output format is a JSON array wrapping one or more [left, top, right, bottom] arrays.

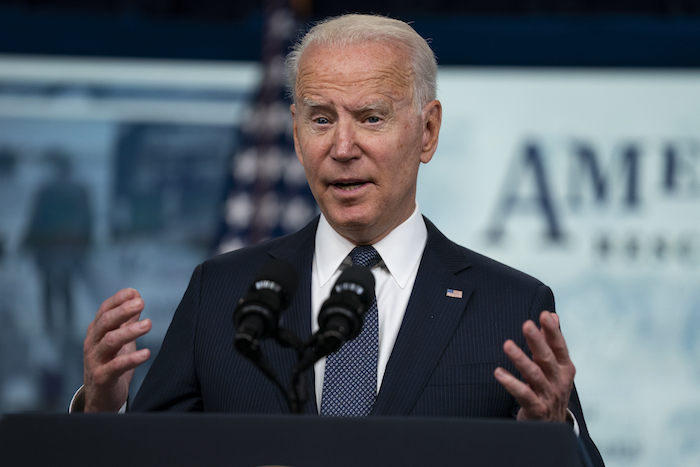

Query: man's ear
[[420, 100, 442, 164]]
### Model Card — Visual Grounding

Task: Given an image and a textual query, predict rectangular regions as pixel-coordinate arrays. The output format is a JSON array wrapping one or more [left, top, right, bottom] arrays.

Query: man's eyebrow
[[356, 100, 391, 113], [299, 98, 393, 114], [301, 98, 327, 109]]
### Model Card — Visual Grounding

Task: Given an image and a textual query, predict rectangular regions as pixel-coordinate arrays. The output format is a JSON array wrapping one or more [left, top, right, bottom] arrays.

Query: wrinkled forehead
[[294, 41, 414, 103]]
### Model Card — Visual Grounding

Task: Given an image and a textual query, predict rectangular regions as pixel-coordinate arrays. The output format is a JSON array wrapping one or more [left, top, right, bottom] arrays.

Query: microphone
[[316, 265, 375, 354], [233, 259, 298, 353]]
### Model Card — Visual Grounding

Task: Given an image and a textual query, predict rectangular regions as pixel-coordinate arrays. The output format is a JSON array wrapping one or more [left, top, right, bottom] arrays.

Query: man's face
[[291, 41, 441, 244]]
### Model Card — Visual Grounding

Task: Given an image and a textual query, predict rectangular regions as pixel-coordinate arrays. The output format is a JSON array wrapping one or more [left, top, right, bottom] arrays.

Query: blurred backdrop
[[0, 2, 699, 466]]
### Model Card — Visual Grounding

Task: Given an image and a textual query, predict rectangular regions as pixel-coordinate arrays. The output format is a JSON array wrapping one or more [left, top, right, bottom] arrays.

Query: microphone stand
[[237, 325, 341, 414], [288, 329, 347, 414], [233, 334, 289, 405], [273, 327, 310, 414], [236, 323, 318, 414]]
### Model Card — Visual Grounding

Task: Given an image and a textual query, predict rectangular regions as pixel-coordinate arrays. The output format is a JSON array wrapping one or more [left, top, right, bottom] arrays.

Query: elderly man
[[78, 14, 603, 466]]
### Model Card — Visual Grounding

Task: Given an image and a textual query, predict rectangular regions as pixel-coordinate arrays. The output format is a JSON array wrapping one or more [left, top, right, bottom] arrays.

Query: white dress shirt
[[311, 205, 428, 409]]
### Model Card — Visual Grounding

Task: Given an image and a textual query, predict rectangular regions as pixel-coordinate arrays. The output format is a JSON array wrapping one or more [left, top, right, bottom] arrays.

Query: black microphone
[[316, 265, 375, 354], [233, 259, 298, 353]]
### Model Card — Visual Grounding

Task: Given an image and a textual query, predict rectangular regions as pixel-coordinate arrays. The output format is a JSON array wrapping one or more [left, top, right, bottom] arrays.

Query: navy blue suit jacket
[[132, 216, 603, 466]]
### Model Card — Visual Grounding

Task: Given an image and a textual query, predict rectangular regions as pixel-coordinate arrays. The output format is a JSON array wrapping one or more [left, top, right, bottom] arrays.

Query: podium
[[0, 413, 584, 467]]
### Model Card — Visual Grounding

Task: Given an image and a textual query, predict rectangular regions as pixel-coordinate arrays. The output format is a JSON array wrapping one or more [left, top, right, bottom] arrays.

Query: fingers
[[494, 344, 543, 408], [91, 347, 151, 387], [502, 339, 550, 395], [84, 289, 151, 383], [85, 316, 151, 368], [521, 318, 559, 380], [102, 318, 152, 356], [96, 288, 141, 321], [495, 311, 575, 422], [87, 290, 145, 348], [521, 312, 574, 378], [540, 311, 572, 365], [494, 364, 553, 420], [83, 289, 151, 412]]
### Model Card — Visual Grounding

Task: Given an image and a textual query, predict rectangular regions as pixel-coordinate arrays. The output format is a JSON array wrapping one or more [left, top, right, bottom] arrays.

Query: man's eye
[[315, 117, 330, 124], [366, 116, 381, 124]]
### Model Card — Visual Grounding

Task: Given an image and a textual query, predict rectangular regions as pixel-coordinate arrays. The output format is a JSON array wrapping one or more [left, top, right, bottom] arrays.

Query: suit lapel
[[264, 217, 319, 415], [372, 218, 472, 416]]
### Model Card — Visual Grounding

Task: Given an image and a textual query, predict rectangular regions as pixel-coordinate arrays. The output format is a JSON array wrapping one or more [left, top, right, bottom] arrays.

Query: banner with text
[[419, 68, 700, 467]]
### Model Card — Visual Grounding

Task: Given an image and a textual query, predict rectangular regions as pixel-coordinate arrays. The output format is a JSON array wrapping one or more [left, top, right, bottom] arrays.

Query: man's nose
[[330, 120, 360, 161]]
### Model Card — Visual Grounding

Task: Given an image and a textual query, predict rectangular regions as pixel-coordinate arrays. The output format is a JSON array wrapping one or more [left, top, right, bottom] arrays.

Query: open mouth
[[333, 181, 367, 191]]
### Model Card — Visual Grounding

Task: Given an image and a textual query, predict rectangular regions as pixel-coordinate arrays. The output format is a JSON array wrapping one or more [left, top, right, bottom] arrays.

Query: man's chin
[[331, 217, 402, 246], [327, 216, 378, 244]]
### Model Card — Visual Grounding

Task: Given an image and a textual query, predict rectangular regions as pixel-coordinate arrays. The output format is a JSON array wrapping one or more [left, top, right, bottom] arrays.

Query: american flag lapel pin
[[446, 288, 463, 299]]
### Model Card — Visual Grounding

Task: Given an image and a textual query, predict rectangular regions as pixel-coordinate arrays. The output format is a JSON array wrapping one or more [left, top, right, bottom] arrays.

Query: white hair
[[285, 14, 438, 113]]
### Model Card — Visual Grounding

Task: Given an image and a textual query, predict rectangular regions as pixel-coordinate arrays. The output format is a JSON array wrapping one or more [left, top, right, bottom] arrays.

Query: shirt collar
[[314, 204, 428, 289]]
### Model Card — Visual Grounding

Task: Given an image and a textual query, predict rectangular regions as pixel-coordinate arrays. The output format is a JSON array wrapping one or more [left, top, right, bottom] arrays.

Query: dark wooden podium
[[0, 413, 584, 467]]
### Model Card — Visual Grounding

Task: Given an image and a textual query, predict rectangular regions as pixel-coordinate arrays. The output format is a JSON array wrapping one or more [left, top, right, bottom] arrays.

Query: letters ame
[[487, 139, 699, 243]]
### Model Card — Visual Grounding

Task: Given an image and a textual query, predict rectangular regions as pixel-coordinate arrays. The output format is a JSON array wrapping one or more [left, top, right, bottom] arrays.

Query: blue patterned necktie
[[320, 245, 381, 416]]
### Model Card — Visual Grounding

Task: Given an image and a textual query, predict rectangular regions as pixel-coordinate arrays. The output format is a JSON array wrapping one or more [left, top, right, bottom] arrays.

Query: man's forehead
[[298, 40, 410, 70], [294, 41, 414, 103]]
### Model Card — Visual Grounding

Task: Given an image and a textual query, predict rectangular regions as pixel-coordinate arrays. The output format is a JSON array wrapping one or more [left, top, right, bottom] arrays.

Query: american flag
[[446, 289, 463, 299], [216, 0, 316, 254]]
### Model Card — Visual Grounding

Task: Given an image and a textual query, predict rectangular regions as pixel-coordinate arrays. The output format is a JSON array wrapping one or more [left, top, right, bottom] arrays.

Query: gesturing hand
[[494, 310, 575, 422], [83, 288, 152, 412]]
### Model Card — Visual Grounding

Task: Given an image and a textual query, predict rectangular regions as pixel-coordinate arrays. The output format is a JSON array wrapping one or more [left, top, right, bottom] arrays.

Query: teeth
[[337, 183, 363, 191]]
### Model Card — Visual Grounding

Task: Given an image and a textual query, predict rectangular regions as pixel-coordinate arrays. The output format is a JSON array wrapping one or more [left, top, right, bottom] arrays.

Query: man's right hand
[[83, 288, 152, 412]]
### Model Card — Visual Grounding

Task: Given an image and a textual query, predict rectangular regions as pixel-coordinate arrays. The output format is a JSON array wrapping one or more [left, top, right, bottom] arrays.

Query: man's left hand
[[494, 310, 575, 422]]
